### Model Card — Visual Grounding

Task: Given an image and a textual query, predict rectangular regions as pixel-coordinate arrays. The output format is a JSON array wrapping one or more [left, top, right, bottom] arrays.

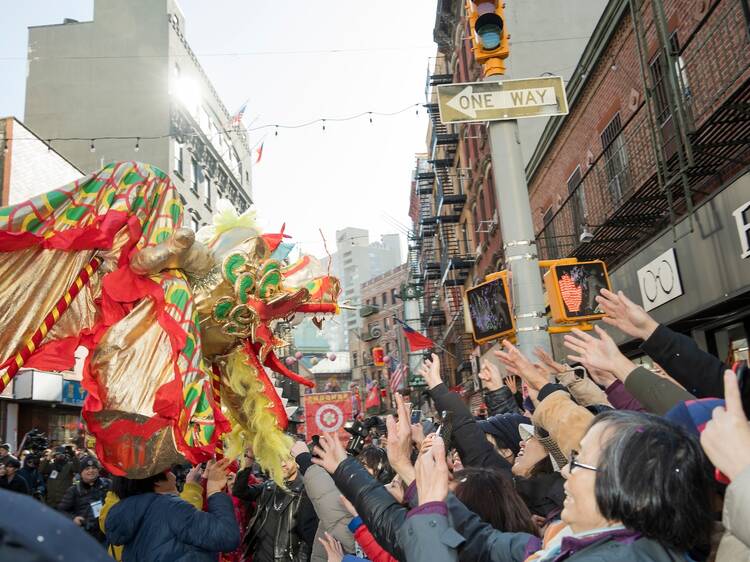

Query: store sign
[[637, 248, 683, 312], [733, 200, 750, 259], [62, 380, 87, 406], [302, 392, 352, 443]]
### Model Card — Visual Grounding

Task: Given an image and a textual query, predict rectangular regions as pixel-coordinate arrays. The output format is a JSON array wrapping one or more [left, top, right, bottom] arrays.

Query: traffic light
[[545, 261, 612, 323], [466, 1, 509, 76]]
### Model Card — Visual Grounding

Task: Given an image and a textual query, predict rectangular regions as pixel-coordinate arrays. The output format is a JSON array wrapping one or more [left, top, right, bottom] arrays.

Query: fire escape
[[536, 0, 750, 265], [424, 65, 477, 386]]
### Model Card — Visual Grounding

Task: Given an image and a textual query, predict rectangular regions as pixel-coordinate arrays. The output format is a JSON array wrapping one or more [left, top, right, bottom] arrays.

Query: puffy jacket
[[105, 492, 240, 562], [428, 383, 512, 474], [532, 384, 593, 460], [716, 465, 750, 561], [99, 482, 204, 561], [296, 453, 356, 561], [57, 476, 111, 542]]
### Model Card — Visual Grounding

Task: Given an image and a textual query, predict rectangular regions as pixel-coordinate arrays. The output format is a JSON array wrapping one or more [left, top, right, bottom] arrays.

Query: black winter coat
[[57, 477, 110, 542], [428, 383, 513, 474], [484, 386, 522, 416], [233, 471, 315, 562]]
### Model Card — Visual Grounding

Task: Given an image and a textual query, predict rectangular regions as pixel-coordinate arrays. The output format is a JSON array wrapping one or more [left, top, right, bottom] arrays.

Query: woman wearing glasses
[[404, 410, 713, 562]]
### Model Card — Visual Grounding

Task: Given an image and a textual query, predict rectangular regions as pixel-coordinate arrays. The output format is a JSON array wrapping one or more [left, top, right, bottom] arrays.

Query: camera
[[344, 416, 386, 456], [23, 429, 49, 455]]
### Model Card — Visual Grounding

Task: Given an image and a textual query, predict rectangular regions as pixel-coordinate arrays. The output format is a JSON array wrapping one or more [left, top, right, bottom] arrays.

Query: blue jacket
[[105, 492, 240, 562]]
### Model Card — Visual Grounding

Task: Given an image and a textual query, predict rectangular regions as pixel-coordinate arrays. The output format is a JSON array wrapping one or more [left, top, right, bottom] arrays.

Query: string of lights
[[1, 103, 425, 152]]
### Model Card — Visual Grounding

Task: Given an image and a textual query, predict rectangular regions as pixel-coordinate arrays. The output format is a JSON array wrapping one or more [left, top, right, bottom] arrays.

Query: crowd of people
[[1, 287, 749, 561]]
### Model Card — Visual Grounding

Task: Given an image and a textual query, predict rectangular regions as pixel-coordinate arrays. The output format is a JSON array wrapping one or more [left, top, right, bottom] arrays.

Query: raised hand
[[417, 353, 442, 390], [386, 393, 416, 485], [596, 289, 659, 341], [415, 435, 450, 505], [563, 326, 636, 381], [586, 365, 617, 388], [290, 440, 309, 458], [205, 458, 232, 496], [186, 464, 203, 484], [701, 371, 750, 481], [533, 347, 567, 375], [319, 532, 344, 562], [478, 361, 504, 391], [312, 432, 348, 475], [493, 340, 549, 402]]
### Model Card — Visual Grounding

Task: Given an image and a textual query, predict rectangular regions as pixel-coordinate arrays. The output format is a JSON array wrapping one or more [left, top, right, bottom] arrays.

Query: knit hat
[[478, 414, 529, 456], [519, 424, 568, 472], [79, 456, 100, 470], [665, 398, 724, 438]]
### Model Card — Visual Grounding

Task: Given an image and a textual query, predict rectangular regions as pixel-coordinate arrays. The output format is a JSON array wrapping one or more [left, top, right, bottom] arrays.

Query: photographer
[[18, 454, 46, 500], [57, 456, 110, 543], [41, 445, 80, 507]]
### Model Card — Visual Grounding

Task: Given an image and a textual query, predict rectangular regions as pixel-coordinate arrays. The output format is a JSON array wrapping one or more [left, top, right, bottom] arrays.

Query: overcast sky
[[1, 1, 438, 258]]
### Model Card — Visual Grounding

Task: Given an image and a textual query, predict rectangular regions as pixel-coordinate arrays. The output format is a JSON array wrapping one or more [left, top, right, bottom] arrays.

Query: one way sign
[[436, 76, 569, 124]]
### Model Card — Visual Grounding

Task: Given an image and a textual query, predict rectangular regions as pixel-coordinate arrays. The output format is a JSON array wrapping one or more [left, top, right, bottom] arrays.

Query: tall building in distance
[[320, 227, 402, 351], [24, 0, 252, 227]]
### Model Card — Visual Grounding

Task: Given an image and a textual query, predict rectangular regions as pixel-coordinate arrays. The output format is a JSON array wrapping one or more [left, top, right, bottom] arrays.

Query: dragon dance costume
[[0, 161, 339, 482]]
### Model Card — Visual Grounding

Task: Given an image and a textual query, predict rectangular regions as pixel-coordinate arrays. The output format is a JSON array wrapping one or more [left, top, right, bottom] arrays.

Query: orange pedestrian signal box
[[466, 271, 515, 344], [545, 260, 612, 323], [372, 347, 385, 367]]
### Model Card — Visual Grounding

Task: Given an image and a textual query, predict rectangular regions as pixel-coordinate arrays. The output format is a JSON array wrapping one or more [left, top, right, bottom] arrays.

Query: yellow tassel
[[222, 348, 292, 487]]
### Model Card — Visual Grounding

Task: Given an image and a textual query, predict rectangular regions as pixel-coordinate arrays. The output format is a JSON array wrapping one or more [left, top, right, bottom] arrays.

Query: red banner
[[303, 391, 353, 444]]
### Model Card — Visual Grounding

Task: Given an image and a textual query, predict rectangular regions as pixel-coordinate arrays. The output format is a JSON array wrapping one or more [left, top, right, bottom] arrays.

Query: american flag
[[228, 101, 248, 128], [389, 360, 408, 393]]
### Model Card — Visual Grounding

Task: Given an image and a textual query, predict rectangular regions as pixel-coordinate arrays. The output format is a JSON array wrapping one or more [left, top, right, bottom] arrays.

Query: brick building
[[408, 0, 605, 397], [349, 264, 409, 395], [408, 0, 750, 396], [530, 0, 750, 361]]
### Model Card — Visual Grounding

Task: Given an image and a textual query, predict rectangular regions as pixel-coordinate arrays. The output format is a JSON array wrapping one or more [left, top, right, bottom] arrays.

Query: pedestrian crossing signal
[[466, 272, 515, 344], [545, 260, 611, 323]]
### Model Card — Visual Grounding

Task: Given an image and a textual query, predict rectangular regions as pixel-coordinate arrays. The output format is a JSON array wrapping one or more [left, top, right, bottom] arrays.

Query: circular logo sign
[[315, 404, 344, 433]]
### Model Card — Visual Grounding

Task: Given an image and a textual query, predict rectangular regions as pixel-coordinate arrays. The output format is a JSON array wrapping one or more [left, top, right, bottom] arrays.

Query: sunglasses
[[569, 450, 598, 473]]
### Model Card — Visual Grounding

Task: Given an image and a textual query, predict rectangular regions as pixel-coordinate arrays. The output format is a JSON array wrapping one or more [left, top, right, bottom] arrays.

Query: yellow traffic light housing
[[466, 1, 509, 76], [466, 271, 515, 344], [544, 260, 612, 323]]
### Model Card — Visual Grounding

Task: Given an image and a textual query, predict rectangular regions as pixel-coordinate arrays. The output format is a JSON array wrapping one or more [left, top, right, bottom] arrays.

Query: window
[[461, 220, 470, 254], [567, 166, 585, 238], [650, 34, 686, 125], [383, 318, 389, 331], [191, 158, 200, 193], [352, 352, 358, 368], [173, 140, 184, 177], [542, 207, 559, 259], [478, 189, 487, 240], [600, 113, 630, 203], [391, 288, 397, 305], [382, 292, 388, 307], [385, 342, 391, 355], [202, 172, 211, 208]]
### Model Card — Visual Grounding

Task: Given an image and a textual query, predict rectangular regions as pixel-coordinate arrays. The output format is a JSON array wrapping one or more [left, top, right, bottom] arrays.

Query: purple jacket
[[605, 380, 646, 412]]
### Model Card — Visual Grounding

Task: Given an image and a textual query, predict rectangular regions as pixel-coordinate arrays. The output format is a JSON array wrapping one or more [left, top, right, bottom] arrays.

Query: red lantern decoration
[[372, 347, 385, 367]]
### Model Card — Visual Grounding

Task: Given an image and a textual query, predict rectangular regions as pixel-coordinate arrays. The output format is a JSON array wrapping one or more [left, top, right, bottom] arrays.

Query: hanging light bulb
[[134, 137, 140, 152], [322, 119, 326, 131], [368, 112, 373, 124], [274, 126, 278, 137], [89, 140, 96, 153]]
